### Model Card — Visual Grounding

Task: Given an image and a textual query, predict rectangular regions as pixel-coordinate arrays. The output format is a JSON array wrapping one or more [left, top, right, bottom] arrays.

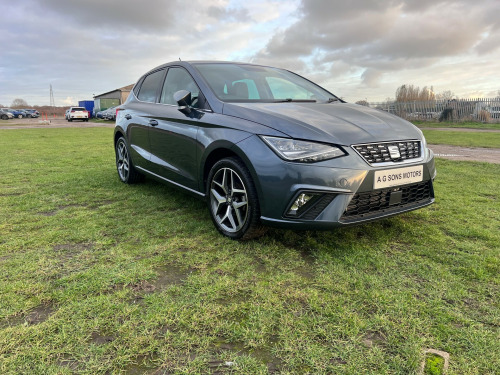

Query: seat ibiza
[[114, 61, 436, 239]]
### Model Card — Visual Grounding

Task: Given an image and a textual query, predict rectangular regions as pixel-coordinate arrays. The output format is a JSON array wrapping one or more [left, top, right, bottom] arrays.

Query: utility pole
[[49, 84, 55, 118]]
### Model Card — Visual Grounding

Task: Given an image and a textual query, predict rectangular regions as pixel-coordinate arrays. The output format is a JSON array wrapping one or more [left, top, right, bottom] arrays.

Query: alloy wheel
[[210, 167, 249, 233], [116, 139, 130, 181]]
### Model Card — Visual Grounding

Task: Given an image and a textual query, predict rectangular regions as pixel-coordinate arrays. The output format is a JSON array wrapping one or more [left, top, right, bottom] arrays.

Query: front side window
[[160, 67, 200, 107], [137, 70, 165, 102]]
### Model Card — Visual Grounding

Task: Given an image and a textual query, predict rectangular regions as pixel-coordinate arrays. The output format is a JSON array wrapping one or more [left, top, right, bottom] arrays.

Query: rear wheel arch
[[114, 129, 126, 147]]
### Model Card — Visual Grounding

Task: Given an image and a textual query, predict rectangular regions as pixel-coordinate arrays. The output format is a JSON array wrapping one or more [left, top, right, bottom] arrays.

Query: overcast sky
[[1, 0, 500, 107]]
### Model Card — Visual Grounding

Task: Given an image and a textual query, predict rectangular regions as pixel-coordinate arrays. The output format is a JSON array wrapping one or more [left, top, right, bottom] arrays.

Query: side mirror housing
[[174, 90, 192, 115]]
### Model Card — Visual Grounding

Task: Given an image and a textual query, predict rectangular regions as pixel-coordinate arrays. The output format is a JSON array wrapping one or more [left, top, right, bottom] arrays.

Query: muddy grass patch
[[0, 304, 55, 328], [128, 264, 194, 304], [361, 330, 388, 349], [211, 337, 283, 373]]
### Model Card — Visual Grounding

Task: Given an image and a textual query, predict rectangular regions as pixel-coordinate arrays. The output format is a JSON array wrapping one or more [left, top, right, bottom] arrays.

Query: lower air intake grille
[[342, 180, 433, 221]]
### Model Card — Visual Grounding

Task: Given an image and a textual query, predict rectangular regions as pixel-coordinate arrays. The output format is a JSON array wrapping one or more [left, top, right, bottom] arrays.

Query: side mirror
[[173, 90, 192, 115]]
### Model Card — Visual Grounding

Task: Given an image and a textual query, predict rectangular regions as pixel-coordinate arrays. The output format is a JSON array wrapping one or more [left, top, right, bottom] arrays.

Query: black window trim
[[158, 65, 212, 111], [136, 68, 167, 104]]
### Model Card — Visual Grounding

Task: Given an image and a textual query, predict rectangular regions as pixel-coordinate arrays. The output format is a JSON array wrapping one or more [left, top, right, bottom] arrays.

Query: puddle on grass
[[211, 337, 283, 373], [122, 355, 164, 375], [0, 304, 55, 328]]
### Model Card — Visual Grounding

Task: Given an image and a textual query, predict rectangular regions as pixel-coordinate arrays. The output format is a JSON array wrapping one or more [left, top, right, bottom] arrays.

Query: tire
[[68, 119, 72, 122], [1, 115, 7, 120], [115, 136, 142, 184], [207, 157, 265, 240], [18, 114, 23, 119]]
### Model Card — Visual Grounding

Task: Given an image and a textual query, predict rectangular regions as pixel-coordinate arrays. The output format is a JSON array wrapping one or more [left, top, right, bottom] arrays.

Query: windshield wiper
[[326, 98, 339, 103], [274, 99, 317, 103]]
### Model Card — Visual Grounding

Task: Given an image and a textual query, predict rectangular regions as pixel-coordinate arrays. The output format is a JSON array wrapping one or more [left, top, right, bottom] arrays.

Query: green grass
[[415, 121, 500, 130], [423, 129, 500, 148], [1, 128, 499, 374], [424, 354, 445, 375]]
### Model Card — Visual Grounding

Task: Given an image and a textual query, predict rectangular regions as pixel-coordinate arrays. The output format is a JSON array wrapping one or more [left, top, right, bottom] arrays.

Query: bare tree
[[395, 84, 435, 102], [436, 90, 455, 101], [355, 100, 369, 106], [11, 98, 29, 108]]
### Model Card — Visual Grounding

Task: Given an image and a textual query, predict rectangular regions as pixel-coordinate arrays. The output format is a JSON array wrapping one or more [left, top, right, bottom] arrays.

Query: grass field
[[0, 128, 499, 374], [414, 121, 500, 130], [423, 130, 500, 148]]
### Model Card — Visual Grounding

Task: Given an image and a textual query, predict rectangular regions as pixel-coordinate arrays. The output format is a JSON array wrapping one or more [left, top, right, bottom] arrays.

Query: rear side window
[[138, 70, 165, 102]]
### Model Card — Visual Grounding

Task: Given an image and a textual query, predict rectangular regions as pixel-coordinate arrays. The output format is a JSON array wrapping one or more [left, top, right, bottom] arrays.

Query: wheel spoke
[[211, 189, 226, 214], [219, 206, 230, 225], [233, 204, 243, 227], [227, 207, 237, 230], [232, 200, 247, 209]]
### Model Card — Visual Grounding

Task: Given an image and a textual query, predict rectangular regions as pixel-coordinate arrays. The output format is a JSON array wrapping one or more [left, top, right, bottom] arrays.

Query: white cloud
[[1, 0, 500, 105]]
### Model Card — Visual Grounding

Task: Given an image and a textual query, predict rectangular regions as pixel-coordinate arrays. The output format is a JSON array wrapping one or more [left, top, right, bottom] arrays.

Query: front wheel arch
[[206, 156, 266, 240]]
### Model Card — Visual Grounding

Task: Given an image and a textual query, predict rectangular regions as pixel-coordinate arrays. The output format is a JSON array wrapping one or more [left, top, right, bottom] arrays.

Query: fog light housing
[[287, 193, 318, 217]]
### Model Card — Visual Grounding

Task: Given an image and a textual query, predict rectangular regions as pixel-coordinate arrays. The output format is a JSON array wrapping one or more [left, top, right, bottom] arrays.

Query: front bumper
[[236, 135, 436, 230]]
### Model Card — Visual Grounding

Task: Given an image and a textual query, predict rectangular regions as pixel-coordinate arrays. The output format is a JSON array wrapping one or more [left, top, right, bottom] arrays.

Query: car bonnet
[[222, 102, 422, 145]]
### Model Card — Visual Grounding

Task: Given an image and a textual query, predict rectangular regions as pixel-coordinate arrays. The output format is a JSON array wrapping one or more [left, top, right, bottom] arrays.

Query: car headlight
[[415, 127, 429, 159], [261, 136, 346, 162]]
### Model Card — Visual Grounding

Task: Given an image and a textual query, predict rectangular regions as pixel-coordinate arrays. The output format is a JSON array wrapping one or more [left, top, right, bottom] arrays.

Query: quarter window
[[137, 70, 165, 103]]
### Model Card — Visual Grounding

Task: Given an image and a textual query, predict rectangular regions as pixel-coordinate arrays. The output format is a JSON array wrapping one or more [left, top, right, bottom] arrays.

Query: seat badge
[[388, 145, 401, 160]]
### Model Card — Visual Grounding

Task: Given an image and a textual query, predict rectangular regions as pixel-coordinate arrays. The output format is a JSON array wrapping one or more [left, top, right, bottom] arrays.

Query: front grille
[[342, 180, 433, 221], [353, 140, 421, 164]]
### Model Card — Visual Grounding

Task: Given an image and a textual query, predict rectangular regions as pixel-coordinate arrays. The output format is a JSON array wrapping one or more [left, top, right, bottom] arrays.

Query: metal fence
[[367, 98, 500, 123]]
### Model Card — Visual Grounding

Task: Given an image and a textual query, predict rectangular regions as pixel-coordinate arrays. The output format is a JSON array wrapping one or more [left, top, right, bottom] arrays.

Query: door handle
[[149, 119, 158, 126], [125, 114, 132, 120]]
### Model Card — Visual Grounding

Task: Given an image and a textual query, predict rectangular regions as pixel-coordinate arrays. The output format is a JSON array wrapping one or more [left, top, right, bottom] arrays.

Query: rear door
[[125, 69, 166, 171], [148, 67, 203, 190]]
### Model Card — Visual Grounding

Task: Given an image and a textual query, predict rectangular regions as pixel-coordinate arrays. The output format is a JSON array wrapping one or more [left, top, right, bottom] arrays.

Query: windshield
[[193, 63, 337, 103]]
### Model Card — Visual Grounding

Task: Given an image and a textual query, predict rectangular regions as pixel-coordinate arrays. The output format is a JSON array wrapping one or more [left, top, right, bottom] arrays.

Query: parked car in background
[[66, 107, 89, 122], [114, 61, 436, 239], [0, 109, 14, 120], [103, 106, 117, 120], [94, 109, 107, 119], [22, 109, 40, 118], [2, 108, 26, 118]]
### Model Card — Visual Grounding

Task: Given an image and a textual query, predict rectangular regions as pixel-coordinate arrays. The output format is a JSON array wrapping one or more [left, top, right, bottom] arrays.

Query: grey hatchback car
[[114, 61, 436, 239]]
